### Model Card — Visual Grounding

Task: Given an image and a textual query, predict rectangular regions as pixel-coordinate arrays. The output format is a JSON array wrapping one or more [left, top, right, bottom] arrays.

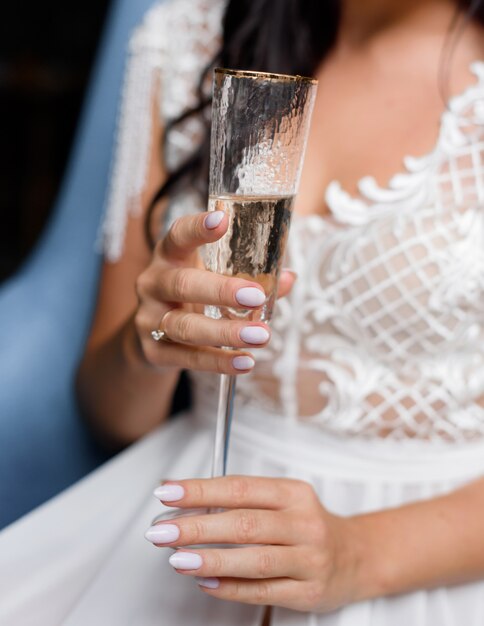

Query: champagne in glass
[[205, 194, 294, 323]]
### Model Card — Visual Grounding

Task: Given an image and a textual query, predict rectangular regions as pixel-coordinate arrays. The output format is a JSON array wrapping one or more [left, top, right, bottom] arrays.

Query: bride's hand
[[134, 211, 295, 375], [146, 476, 359, 613]]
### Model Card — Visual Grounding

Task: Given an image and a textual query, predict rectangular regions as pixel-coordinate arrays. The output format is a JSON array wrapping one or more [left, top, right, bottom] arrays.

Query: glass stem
[[211, 373, 237, 478]]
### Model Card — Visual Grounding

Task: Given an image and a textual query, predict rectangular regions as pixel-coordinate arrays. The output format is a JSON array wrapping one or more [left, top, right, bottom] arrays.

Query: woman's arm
[[350, 475, 484, 600], [76, 316, 181, 449], [76, 95, 180, 448]]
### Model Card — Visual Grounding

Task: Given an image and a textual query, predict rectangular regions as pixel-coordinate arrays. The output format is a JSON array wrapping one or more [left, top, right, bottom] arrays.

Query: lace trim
[[99, 2, 168, 261], [326, 61, 484, 226], [100, 0, 224, 262]]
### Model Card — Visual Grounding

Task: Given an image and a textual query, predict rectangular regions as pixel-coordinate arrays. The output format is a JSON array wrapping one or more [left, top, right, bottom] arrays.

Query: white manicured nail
[[153, 484, 185, 502], [235, 287, 266, 307], [204, 211, 225, 230], [169, 552, 203, 570], [196, 577, 220, 589], [240, 326, 270, 345], [144, 524, 180, 544], [233, 356, 255, 371]]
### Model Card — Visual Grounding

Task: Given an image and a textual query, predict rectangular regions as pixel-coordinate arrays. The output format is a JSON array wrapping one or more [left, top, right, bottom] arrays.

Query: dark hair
[[146, 0, 484, 246]]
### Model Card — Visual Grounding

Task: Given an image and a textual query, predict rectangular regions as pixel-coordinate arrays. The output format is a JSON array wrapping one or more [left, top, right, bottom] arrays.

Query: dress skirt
[[2, 398, 484, 626]]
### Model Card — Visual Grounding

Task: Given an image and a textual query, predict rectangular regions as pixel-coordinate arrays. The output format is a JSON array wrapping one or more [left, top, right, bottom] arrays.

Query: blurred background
[[0, 0, 111, 282]]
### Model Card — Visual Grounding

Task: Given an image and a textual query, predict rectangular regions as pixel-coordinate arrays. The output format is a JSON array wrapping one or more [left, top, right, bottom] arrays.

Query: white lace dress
[[2, 1, 484, 624]]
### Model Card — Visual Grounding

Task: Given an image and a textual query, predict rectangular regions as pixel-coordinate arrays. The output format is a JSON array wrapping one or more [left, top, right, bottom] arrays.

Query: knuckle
[[192, 481, 205, 502], [234, 510, 259, 544], [186, 348, 203, 372], [190, 519, 205, 545], [229, 477, 250, 506], [306, 517, 328, 545], [160, 309, 173, 332], [219, 323, 235, 348], [215, 352, 230, 374], [139, 341, 156, 367], [254, 581, 270, 604], [154, 239, 165, 258], [208, 550, 224, 574], [141, 341, 171, 371], [175, 313, 195, 343], [225, 581, 242, 601], [305, 581, 326, 609], [217, 278, 231, 306], [256, 550, 276, 578], [195, 215, 206, 239], [294, 479, 318, 503], [274, 479, 292, 503], [135, 271, 150, 300], [168, 218, 184, 245], [307, 549, 329, 575], [133, 310, 148, 335], [172, 269, 192, 301], [305, 484, 319, 504]]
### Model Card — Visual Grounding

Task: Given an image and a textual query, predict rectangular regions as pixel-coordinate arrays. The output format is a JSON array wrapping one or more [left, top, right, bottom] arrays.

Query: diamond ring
[[151, 329, 172, 342], [151, 311, 174, 343]]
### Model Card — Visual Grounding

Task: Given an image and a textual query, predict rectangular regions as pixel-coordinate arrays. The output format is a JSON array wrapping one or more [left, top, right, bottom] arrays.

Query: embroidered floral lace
[[102, 0, 484, 442]]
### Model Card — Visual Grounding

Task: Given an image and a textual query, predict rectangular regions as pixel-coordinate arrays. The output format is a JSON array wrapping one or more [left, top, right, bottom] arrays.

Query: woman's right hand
[[134, 210, 295, 376]]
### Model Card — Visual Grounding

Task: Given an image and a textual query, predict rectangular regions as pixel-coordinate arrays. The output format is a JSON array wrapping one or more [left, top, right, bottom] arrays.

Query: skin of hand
[[145, 476, 358, 613], [146, 474, 484, 613], [134, 210, 296, 376]]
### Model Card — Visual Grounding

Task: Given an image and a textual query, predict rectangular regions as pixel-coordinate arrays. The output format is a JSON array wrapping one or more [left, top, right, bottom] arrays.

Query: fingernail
[[204, 211, 225, 230], [196, 577, 220, 590], [144, 524, 180, 544], [235, 287, 266, 307], [153, 484, 185, 502], [169, 552, 203, 570], [239, 326, 270, 345], [233, 356, 255, 371]]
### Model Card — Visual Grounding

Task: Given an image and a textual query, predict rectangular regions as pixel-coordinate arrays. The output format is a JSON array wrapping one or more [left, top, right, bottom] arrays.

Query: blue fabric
[[0, 0, 160, 529]]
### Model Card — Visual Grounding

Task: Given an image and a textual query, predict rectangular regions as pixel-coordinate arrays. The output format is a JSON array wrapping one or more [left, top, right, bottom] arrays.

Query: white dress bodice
[[102, 0, 484, 443]]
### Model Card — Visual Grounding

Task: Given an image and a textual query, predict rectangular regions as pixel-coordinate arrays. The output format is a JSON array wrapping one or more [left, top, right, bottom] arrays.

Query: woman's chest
[[283, 206, 484, 366], [294, 47, 481, 219]]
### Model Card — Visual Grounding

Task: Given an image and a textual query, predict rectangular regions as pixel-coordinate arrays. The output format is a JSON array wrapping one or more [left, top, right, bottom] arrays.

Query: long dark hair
[[146, 0, 484, 246]]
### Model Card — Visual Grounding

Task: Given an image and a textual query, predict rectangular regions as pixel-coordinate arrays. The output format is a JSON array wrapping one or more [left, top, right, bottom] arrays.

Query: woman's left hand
[[146, 476, 359, 613]]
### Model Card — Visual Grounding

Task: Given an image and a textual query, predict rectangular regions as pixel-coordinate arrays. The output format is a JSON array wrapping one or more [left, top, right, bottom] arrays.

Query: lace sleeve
[[99, 2, 169, 262], [100, 0, 224, 262]]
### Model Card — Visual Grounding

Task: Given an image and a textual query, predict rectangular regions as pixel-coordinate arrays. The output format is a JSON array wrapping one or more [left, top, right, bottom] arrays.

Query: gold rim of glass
[[214, 67, 317, 84]]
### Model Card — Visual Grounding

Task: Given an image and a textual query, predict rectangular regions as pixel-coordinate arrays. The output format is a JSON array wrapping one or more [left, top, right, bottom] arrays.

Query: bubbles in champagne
[[205, 194, 294, 322]]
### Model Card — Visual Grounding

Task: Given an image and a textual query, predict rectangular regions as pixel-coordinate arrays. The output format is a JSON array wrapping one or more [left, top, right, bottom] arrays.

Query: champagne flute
[[154, 68, 317, 526], [206, 68, 317, 481]]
